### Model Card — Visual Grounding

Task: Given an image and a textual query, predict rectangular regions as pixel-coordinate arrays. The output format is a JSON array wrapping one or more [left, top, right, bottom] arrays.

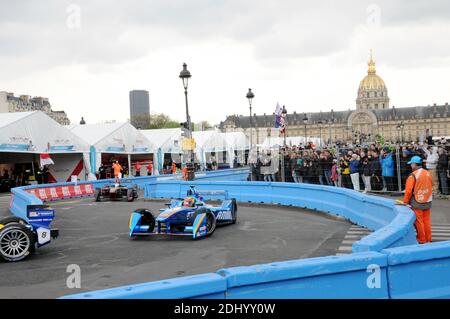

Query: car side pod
[[192, 212, 208, 239]]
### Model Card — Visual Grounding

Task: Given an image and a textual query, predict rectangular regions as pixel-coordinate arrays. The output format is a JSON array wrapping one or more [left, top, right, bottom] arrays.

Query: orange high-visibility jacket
[[403, 168, 433, 209], [112, 163, 122, 176]]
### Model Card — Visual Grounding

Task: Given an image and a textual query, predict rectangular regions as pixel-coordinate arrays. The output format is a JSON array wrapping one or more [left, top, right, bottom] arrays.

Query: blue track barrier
[[8, 168, 249, 222], [382, 241, 450, 298], [61, 273, 227, 299], [11, 169, 449, 299], [143, 180, 417, 252], [217, 252, 389, 299]]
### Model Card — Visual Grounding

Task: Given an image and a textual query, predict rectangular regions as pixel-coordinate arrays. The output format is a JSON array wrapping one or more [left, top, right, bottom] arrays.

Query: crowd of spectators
[[249, 137, 450, 196]]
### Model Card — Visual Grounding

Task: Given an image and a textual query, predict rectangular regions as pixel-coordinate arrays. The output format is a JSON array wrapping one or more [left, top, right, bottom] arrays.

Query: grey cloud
[[0, 0, 449, 71]]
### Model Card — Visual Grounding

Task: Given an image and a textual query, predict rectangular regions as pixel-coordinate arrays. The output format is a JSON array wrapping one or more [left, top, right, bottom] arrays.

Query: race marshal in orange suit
[[112, 161, 123, 178], [403, 156, 433, 244]]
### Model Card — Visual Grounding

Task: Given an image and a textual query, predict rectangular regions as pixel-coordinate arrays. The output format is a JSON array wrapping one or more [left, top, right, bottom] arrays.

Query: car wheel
[[135, 209, 155, 233], [0, 223, 35, 262], [0, 216, 28, 226], [205, 211, 216, 236], [192, 208, 216, 237], [127, 189, 134, 202], [231, 198, 237, 224]]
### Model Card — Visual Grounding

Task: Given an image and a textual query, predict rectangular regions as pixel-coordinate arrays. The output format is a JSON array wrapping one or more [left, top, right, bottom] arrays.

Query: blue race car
[[0, 205, 59, 262], [129, 187, 237, 239]]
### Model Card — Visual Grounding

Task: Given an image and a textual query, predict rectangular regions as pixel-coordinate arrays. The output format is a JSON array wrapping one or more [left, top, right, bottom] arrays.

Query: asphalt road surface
[[0, 195, 352, 298]]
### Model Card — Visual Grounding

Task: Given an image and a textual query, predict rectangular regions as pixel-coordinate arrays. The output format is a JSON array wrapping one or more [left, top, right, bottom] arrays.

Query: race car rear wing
[[187, 187, 229, 200]]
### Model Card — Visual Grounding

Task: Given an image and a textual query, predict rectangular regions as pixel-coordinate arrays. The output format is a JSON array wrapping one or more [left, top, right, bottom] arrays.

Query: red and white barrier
[[26, 184, 95, 201]]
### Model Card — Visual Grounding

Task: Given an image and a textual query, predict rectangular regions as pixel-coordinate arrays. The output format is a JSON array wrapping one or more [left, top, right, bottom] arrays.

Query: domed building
[[356, 52, 389, 110], [220, 52, 450, 145]]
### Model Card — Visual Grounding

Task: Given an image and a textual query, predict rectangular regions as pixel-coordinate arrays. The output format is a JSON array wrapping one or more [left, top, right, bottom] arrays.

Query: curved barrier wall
[[8, 171, 450, 299], [8, 168, 249, 222], [61, 180, 450, 299], [144, 181, 418, 251]]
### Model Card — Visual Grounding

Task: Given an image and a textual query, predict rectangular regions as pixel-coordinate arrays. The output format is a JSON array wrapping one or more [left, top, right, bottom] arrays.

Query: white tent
[[140, 128, 182, 154], [193, 130, 229, 169], [220, 132, 249, 167], [140, 128, 184, 172], [70, 122, 157, 175], [0, 111, 90, 182]]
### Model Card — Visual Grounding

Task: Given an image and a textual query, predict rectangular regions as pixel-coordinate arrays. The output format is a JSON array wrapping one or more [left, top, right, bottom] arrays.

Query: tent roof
[[193, 130, 228, 151], [70, 122, 156, 153], [0, 111, 90, 153], [69, 122, 127, 146], [220, 131, 249, 150], [0, 111, 35, 129], [140, 128, 181, 150]]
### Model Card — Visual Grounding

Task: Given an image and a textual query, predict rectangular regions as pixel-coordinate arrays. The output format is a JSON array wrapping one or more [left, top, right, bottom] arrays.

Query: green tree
[[131, 113, 179, 129], [194, 121, 213, 131]]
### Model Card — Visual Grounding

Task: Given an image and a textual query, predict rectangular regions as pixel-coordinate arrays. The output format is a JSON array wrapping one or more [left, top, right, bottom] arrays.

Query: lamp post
[[400, 122, 404, 143], [318, 119, 323, 148], [281, 105, 287, 182], [303, 114, 308, 145], [246, 88, 254, 180], [179, 63, 194, 179]]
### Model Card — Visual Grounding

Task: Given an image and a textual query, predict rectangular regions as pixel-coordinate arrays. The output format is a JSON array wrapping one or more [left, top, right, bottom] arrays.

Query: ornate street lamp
[[281, 105, 287, 182], [303, 114, 308, 145], [318, 119, 323, 147], [400, 122, 404, 143], [246, 88, 255, 180], [179, 63, 194, 179], [179, 63, 192, 135]]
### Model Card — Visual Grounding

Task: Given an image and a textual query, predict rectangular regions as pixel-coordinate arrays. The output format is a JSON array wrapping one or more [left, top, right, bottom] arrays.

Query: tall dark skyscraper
[[129, 90, 150, 126]]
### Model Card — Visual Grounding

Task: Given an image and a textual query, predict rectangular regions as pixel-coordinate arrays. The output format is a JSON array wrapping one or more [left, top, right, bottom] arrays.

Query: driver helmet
[[183, 197, 196, 207]]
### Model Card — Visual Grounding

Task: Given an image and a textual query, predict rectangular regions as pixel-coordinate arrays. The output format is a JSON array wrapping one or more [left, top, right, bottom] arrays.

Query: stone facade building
[[0, 91, 70, 125], [219, 55, 450, 145]]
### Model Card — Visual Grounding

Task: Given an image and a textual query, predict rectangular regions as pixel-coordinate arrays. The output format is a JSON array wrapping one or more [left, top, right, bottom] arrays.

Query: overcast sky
[[1, 0, 449, 125]]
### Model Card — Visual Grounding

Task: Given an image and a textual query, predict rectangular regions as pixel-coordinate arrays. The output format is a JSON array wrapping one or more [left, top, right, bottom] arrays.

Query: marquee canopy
[[70, 122, 156, 154], [0, 111, 89, 153], [140, 128, 182, 154]]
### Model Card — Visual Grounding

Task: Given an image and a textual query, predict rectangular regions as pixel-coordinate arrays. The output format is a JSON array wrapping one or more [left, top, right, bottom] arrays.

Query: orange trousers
[[413, 208, 432, 244]]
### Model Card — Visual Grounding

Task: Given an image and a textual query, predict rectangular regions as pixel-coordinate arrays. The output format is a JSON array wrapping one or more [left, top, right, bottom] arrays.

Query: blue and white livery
[[129, 186, 237, 239]]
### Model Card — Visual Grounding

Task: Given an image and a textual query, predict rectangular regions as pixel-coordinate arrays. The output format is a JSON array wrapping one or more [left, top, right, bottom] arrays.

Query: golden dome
[[358, 51, 386, 90]]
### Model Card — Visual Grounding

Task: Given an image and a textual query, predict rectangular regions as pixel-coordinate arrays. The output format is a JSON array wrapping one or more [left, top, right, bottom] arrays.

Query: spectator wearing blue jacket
[[380, 147, 395, 191], [349, 154, 361, 191]]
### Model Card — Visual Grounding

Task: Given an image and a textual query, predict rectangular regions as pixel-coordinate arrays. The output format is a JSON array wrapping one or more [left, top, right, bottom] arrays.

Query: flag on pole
[[274, 102, 285, 133], [40, 153, 54, 166]]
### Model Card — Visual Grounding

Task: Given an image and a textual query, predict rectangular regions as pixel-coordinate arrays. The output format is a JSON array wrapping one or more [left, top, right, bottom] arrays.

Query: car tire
[[0, 222, 35, 262], [192, 208, 216, 238], [0, 216, 28, 226], [231, 198, 238, 224], [135, 209, 155, 233], [205, 211, 216, 236], [127, 189, 134, 202]]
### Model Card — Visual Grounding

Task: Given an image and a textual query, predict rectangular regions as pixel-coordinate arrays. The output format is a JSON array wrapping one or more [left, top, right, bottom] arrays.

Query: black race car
[[94, 182, 138, 202]]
